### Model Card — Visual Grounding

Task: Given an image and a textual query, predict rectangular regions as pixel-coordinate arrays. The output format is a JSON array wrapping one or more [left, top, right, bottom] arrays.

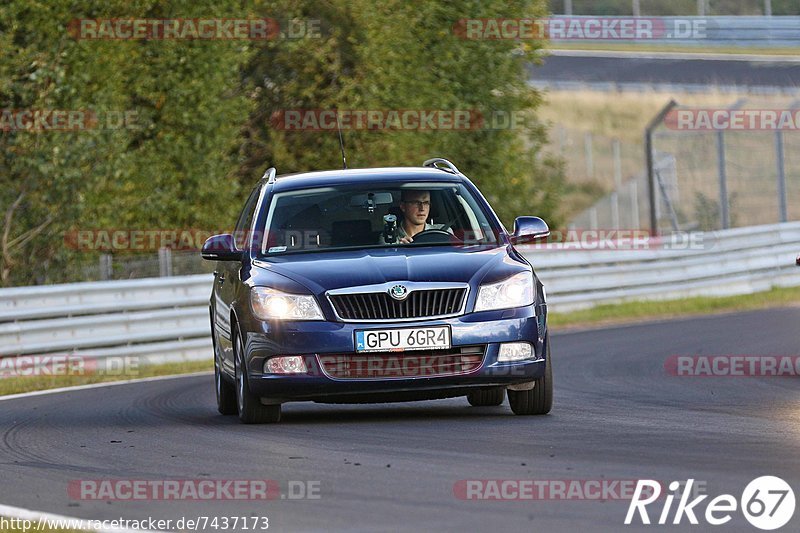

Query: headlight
[[250, 287, 324, 320], [474, 271, 534, 312]]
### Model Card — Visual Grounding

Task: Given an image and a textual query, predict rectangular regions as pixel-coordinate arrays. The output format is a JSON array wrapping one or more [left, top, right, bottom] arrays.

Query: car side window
[[233, 186, 261, 249]]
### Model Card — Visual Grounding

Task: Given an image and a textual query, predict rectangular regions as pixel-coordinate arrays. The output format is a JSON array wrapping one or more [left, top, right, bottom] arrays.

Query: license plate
[[355, 326, 451, 353]]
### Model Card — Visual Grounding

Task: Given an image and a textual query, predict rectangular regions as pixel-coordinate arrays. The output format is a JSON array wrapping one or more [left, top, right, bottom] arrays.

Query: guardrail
[[0, 222, 798, 367], [525, 222, 800, 310], [0, 276, 213, 364]]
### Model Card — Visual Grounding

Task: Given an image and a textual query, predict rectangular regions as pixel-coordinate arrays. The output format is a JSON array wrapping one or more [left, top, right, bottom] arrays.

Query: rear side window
[[233, 185, 261, 249]]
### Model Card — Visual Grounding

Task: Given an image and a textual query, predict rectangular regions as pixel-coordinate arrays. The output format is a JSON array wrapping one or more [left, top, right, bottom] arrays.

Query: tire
[[467, 387, 505, 406], [215, 355, 238, 416], [234, 325, 281, 424], [507, 336, 553, 415], [213, 324, 237, 415]]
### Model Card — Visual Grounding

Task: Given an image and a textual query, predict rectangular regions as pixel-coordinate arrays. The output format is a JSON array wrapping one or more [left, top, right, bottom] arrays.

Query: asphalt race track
[[1, 307, 799, 532], [533, 53, 800, 89]]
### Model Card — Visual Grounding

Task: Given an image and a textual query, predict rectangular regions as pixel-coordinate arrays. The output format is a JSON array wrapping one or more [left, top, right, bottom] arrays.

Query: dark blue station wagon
[[202, 159, 552, 423]]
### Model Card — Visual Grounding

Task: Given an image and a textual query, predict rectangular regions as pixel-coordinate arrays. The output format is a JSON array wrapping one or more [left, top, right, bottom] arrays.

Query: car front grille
[[328, 288, 467, 321], [317, 346, 484, 379]]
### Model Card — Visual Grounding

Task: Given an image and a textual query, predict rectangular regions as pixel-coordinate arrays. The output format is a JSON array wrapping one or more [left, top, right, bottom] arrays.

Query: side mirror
[[201, 234, 242, 261], [511, 216, 550, 244]]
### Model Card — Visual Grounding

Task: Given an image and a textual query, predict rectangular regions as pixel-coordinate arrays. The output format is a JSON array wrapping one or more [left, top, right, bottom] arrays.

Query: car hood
[[250, 246, 527, 295]]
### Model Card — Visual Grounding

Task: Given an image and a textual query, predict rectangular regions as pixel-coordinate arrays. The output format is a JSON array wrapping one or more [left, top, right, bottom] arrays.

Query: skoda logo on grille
[[389, 284, 409, 301]]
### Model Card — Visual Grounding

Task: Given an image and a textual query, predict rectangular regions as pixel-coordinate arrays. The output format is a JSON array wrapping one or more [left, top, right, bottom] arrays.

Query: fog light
[[498, 342, 533, 362], [264, 356, 308, 374]]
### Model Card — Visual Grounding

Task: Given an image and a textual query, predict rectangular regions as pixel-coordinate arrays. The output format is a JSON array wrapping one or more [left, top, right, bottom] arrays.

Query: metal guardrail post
[[99, 254, 113, 281], [645, 99, 678, 236], [158, 247, 173, 277]]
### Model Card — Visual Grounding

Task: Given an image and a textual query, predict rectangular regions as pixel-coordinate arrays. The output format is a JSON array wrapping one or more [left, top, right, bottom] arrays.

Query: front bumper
[[240, 305, 547, 402]]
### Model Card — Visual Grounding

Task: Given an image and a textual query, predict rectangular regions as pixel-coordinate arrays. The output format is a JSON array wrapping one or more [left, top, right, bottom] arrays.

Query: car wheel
[[507, 336, 553, 415], [215, 351, 237, 416], [211, 315, 237, 415], [234, 325, 281, 424], [466, 387, 505, 406]]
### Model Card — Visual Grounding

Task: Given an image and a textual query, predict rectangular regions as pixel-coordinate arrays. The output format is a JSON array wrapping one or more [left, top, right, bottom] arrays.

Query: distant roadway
[[532, 50, 800, 90]]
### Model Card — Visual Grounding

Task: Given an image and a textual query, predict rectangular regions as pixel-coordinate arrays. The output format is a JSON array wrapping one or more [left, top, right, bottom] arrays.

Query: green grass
[[549, 285, 800, 329], [0, 359, 211, 397]]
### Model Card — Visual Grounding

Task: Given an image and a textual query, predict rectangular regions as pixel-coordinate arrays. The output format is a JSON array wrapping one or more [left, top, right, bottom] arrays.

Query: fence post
[[716, 99, 747, 230], [611, 139, 622, 229], [775, 129, 788, 223], [715, 130, 730, 230], [584, 132, 594, 178], [564, 0, 573, 15], [158, 247, 173, 277], [589, 207, 598, 230], [645, 99, 678, 236], [630, 180, 640, 229], [632, 0, 641, 16], [765, 0, 772, 16]]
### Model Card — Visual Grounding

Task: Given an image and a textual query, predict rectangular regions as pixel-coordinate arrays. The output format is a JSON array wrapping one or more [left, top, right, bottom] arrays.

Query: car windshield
[[259, 182, 501, 256]]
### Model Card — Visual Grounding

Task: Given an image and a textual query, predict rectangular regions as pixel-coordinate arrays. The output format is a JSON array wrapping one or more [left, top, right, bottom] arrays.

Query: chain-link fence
[[563, 99, 800, 233], [549, 126, 646, 229], [650, 102, 799, 232], [81, 249, 214, 282]]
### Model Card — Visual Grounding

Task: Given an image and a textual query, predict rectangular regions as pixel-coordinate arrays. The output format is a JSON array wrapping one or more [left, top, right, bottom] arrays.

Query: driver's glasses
[[403, 200, 430, 210]]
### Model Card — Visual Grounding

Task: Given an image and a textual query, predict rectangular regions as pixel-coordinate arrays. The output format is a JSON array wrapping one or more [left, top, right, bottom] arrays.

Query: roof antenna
[[336, 110, 347, 169]]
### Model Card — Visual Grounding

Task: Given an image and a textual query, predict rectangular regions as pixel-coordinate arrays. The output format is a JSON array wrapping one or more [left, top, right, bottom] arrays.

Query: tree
[[239, 0, 564, 227], [0, 0, 252, 285]]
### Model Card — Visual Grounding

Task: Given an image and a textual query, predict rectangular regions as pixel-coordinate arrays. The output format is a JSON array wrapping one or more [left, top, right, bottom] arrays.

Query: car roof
[[269, 167, 464, 192]]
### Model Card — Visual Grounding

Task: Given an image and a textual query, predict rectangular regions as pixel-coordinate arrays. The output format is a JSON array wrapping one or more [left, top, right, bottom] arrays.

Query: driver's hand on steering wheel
[[398, 236, 413, 244]]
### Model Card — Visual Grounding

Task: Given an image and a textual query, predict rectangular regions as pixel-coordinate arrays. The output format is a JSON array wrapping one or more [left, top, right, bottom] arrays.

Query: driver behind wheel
[[380, 190, 452, 244]]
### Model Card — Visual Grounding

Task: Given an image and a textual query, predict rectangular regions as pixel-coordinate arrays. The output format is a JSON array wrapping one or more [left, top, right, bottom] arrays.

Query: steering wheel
[[410, 229, 459, 244]]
